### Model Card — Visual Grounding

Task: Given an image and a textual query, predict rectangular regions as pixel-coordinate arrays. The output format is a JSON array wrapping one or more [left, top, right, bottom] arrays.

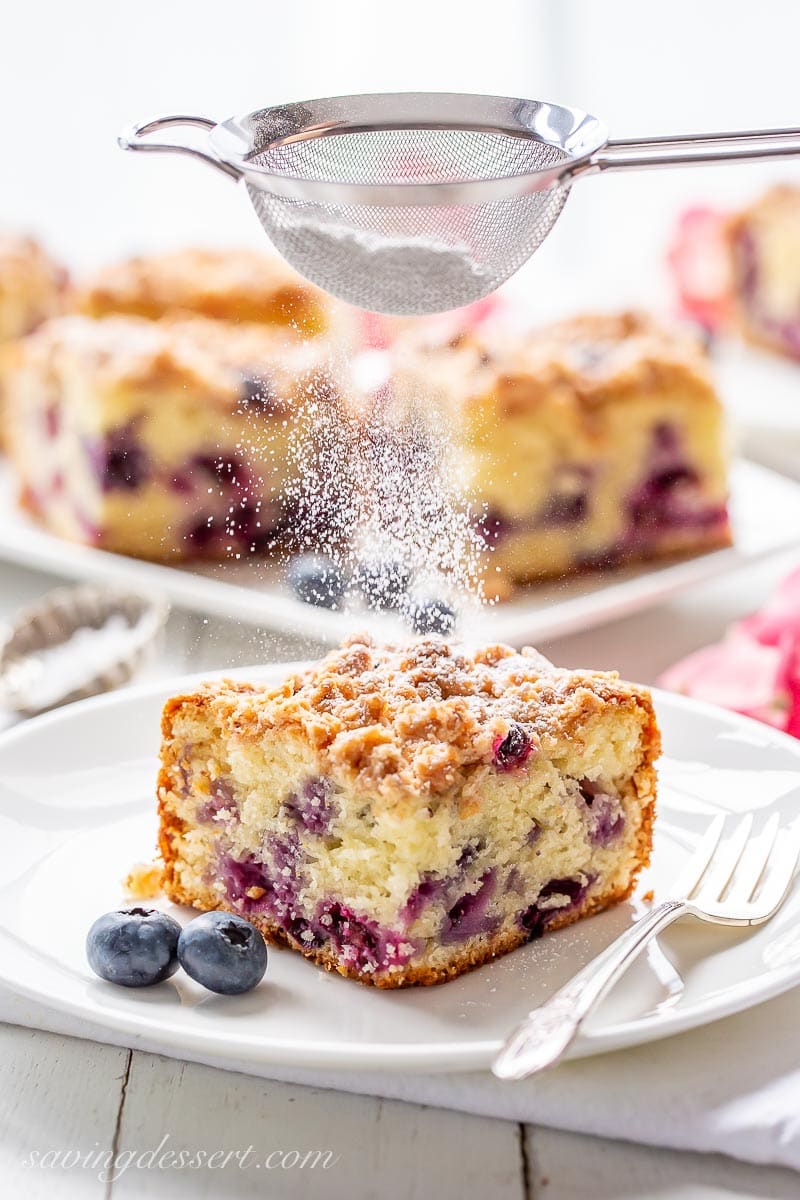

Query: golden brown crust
[[727, 184, 800, 240], [76, 246, 331, 334], [0, 235, 69, 340], [0, 236, 70, 449], [395, 310, 719, 421], [11, 313, 338, 413], [158, 636, 659, 808], [725, 186, 800, 357]]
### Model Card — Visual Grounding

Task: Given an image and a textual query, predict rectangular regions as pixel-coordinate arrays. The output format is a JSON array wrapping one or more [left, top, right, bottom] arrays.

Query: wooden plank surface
[[528, 1127, 800, 1200], [0, 1024, 129, 1199], [111, 1053, 525, 1200]]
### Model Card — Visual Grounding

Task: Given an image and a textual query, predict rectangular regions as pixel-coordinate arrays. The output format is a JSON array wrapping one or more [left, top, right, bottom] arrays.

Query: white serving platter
[[0, 459, 798, 646]]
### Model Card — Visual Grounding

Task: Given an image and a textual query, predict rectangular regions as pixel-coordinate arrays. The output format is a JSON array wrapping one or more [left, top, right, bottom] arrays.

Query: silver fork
[[492, 813, 800, 1081]]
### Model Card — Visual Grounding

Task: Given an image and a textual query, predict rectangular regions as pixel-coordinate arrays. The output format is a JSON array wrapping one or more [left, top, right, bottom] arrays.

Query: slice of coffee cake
[[0, 235, 69, 447], [76, 246, 335, 337], [4, 313, 345, 561], [158, 637, 659, 988], [392, 310, 731, 585], [728, 185, 800, 360]]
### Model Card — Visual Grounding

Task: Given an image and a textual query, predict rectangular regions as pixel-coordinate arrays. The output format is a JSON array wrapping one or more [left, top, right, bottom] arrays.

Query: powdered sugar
[[276, 216, 489, 314], [282, 372, 487, 614], [229, 341, 489, 625]]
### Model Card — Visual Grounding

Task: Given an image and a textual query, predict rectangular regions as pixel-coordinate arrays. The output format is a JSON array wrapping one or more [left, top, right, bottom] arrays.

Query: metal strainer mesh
[[246, 129, 570, 313], [123, 98, 800, 315]]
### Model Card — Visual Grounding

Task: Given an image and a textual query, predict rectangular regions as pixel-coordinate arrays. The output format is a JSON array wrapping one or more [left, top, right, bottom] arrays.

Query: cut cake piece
[[0, 235, 69, 446], [158, 636, 660, 988], [4, 313, 346, 561], [0, 234, 68, 343], [75, 246, 339, 338], [727, 185, 800, 360], [392, 310, 731, 585]]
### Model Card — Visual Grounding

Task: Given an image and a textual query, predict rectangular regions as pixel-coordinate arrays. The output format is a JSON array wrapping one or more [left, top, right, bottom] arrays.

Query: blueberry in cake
[[0, 235, 69, 446], [76, 246, 339, 338], [728, 185, 800, 360], [157, 636, 659, 988], [4, 314, 346, 560], [392, 311, 731, 585]]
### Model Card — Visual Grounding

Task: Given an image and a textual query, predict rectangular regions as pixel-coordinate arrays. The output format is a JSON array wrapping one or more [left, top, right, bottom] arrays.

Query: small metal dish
[[0, 585, 170, 717]]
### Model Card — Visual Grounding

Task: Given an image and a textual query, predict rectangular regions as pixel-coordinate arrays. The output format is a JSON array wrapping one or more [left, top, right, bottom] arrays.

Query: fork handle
[[492, 898, 687, 1081]]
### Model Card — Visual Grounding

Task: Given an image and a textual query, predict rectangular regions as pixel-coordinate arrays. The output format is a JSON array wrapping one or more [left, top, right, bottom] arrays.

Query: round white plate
[[1, 665, 799, 1074]]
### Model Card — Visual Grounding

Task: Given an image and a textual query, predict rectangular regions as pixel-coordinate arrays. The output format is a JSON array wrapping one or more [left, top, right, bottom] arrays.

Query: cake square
[[5, 313, 346, 561], [0, 235, 69, 446], [728, 185, 800, 359], [75, 246, 343, 339], [157, 637, 659, 988], [392, 311, 731, 585]]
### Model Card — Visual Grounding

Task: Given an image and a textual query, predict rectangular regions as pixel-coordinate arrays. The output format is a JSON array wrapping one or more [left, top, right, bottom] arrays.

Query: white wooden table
[[2, 556, 799, 1200]]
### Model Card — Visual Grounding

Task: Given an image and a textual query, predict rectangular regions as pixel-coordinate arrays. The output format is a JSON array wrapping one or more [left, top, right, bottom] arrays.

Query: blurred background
[[3, 0, 799, 306], [2, 0, 800, 702]]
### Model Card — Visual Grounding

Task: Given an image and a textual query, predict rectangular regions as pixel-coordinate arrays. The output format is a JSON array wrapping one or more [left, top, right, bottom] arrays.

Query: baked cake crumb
[[392, 310, 731, 585], [157, 636, 660, 987], [123, 860, 164, 900]]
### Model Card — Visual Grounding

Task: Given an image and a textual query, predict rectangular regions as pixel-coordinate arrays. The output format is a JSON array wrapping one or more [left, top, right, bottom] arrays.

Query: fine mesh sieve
[[120, 93, 800, 315]]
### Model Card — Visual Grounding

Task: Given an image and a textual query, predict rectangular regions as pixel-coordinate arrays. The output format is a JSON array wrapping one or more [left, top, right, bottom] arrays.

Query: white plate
[[1, 460, 799, 645], [1, 663, 799, 1075]]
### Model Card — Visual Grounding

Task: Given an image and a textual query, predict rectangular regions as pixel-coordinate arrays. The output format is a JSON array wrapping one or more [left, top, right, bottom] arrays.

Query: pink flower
[[658, 561, 800, 736], [667, 205, 733, 332], [740, 565, 800, 646], [660, 628, 790, 728]]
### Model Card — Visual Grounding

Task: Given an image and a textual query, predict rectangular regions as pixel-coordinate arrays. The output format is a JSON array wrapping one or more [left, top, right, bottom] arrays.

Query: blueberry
[[98, 425, 150, 491], [408, 598, 457, 636], [86, 907, 181, 987], [192, 454, 244, 486], [287, 554, 347, 609], [354, 560, 411, 610], [240, 372, 281, 415], [177, 911, 268, 995], [493, 722, 533, 771]]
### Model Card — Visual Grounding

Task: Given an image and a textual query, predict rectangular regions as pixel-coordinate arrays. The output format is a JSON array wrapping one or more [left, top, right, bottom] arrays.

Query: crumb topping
[[167, 636, 658, 804], [123, 860, 164, 899], [730, 184, 800, 230], [394, 310, 719, 418], [77, 246, 327, 326], [15, 313, 340, 408], [0, 235, 68, 336]]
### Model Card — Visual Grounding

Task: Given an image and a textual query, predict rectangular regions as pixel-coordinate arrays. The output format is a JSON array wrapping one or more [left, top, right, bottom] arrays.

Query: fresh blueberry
[[86, 907, 181, 987], [101, 436, 150, 491], [184, 515, 217, 551], [287, 554, 347, 609], [408, 598, 457, 636], [192, 454, 244, 486], [354, 560, 411, 610], [240, 372, 281, 415], [493, 722, 533, 771], [177, 911, 268, 995]]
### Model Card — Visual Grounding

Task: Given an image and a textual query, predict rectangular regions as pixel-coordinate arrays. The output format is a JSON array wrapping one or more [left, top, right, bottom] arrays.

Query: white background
[[2, 0, 800, 308]]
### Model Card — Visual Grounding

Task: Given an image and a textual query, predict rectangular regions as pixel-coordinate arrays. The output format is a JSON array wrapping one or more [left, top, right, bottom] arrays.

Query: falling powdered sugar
[[232, 343, 490, 621]]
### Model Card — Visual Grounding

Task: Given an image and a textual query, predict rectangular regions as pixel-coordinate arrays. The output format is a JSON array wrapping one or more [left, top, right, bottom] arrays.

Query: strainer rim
[[209, 91, 609, 206]]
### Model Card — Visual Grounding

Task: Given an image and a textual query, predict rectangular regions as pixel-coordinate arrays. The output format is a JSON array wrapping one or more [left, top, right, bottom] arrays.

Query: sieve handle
[[118, 115, 242, 182], [587, 126, 800, 173]]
